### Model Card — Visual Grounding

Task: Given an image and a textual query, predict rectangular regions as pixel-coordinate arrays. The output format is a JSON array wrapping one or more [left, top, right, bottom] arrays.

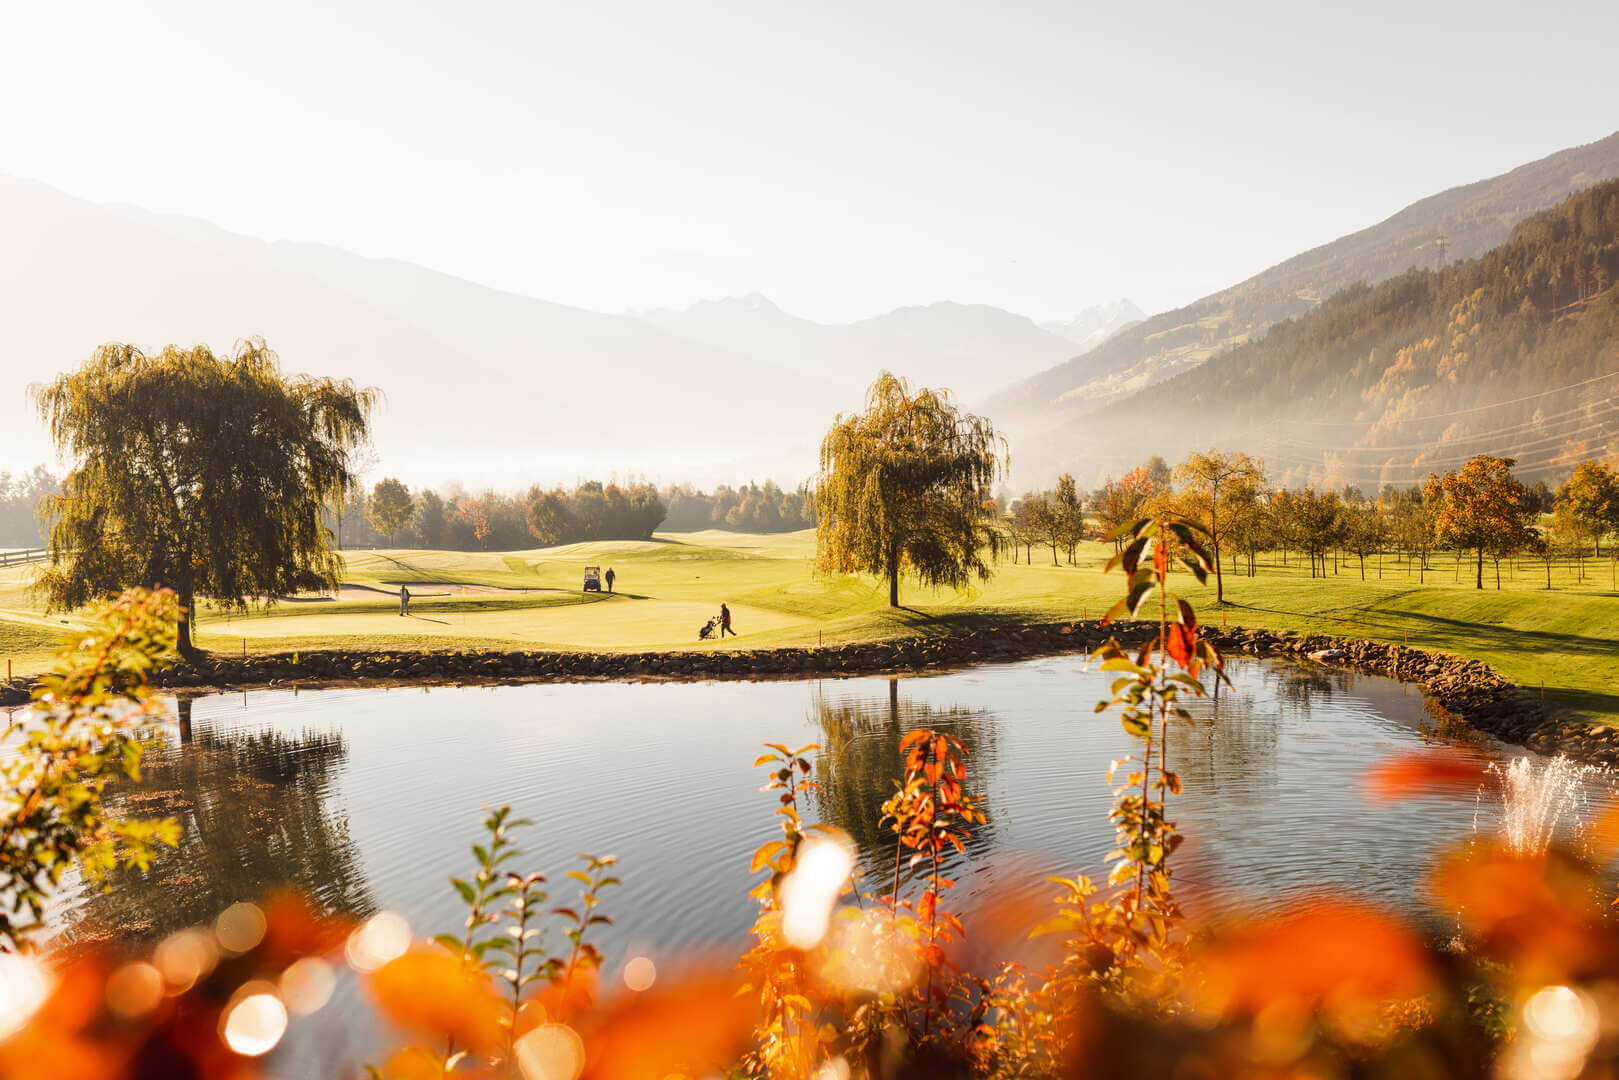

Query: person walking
[[605, 567, 616, 594], [720, 602, 736, 637], [399, 585, 411, 616]]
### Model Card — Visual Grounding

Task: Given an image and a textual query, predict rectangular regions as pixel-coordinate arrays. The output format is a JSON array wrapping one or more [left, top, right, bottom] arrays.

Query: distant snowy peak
[[1040, 299, 1144, 350], [638, 292, 789, 324]]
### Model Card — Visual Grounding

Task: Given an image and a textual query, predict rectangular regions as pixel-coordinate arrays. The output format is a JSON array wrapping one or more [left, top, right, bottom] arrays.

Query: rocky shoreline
[[1, 620, 1603, 765]]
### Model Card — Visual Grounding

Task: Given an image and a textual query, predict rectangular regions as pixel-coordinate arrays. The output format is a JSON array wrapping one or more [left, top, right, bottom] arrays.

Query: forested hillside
[[1078, 180, 1619, 488], [994, 130, 1619, 458]]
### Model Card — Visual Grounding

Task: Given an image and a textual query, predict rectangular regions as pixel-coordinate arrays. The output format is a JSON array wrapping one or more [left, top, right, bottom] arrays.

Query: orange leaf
[[1164, 623, 1194, 669], [368, 950, 505, 1055], [1190, 900, 1432, 1021], [579, 970, 755, 1080], [1361, 750, 1488, 802]]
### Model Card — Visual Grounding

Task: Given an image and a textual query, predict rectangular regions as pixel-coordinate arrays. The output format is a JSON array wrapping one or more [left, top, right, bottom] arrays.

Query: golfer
[[720, 602, 736, 637], [399, 585, 411, 616], [605, 567, 616, 593]]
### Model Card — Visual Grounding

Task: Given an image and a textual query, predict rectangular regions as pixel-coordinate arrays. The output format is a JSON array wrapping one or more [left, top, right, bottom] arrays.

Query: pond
[[59, 653, 1605, 960], [48, 653, 1613, 1074]]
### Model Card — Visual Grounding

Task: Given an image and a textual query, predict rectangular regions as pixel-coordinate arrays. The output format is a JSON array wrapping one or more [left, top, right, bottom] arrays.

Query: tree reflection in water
[[809, 678, 999, 886], [1166, 673, 1282, 797], [60, 697, 374, 945]]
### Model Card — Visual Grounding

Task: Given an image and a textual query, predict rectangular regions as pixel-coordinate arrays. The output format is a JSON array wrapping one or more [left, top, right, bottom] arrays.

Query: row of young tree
[[353, 477, 814, 551], [1082, 449, 1619, 595]]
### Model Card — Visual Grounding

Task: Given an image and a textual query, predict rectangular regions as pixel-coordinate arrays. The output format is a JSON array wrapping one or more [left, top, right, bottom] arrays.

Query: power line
[[1257, 434, 1617, 480], [1263, 368, 1619, 427], [1260, 398, 1619, 454]]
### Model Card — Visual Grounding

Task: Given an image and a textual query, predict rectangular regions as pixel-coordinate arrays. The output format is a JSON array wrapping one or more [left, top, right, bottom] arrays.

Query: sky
[[2, 0, 1617, 325]]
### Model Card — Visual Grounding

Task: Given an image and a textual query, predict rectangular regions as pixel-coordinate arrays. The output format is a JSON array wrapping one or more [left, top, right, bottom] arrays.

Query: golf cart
[[583, 566, 602, 593]]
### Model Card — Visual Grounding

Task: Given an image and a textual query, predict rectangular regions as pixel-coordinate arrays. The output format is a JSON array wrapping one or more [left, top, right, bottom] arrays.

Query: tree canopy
[[1425, 454, 1538, 589], [1172, 450, 1264, 602], [1557, 459, 1619, 555], [815, 372, 1005, 606], [366, 478, 415, 544], [33, 339, 376, 652]]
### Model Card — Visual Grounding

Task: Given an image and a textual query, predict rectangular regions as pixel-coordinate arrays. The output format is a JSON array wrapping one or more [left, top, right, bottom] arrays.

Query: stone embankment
[[0, 621, 1600, 764]]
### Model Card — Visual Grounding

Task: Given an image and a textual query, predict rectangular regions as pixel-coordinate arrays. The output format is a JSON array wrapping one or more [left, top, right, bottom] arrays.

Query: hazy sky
[[4, 0, 1616, 323]]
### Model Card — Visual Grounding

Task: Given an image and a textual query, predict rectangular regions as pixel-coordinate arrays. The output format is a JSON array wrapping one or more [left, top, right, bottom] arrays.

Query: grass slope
[[1, 530, 1614, 723]]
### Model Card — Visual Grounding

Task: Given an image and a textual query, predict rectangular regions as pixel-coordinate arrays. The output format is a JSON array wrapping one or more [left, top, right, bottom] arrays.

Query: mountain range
[[0, 175, 1124, 488], [1075, 178, 1619, 489], [995, 130, 1619, 482], [6, 128, 1619, 493]]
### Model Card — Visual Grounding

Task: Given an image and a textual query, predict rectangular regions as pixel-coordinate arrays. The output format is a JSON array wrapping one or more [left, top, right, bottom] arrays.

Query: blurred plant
[[392, 809, 618, 1077], [0, 587, 181, 951], [740, 742, 827, 1076], [428, 806, 527, 1072], [553, 853, 620, 1016], [1035, 515, 1225, 1024], [496, 869, 553, 1061]]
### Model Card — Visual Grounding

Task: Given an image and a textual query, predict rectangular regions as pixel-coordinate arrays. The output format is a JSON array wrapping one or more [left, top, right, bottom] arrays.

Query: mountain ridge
[[0, 175, 1100, 486], [1057, 180, 1619, 488], [993, 129, 1619, 479]]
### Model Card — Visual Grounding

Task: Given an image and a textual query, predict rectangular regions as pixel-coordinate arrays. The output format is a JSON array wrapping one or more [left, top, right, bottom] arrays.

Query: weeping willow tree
[[815, 372, 1005, 607], [33, 339, 376, 654]]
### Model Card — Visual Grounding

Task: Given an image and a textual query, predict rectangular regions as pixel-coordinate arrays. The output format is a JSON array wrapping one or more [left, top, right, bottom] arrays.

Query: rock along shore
[[0, 621, 1601, 765]]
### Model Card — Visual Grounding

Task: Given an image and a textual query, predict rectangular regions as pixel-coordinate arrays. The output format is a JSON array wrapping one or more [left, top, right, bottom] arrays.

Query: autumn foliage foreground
[[5, 522, 1619, 1079]]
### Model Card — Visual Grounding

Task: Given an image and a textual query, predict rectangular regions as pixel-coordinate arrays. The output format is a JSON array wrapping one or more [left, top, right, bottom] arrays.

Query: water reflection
[[810, 679, 998, 884], [53, 656, 1614, 964], [61, 698, 374, 945], [1166, 671, 1280, 799]]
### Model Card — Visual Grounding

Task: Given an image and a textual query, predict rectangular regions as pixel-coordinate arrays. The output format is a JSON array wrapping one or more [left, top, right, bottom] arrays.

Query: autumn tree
[[1089, 466, 1160, 552], [1008, 497, 1042, 564], [1014, 493, 1062, 566], [815, 372, 1004, 607], [1339, 497, 1386, 581], [1425, 455, 1538, 590], [456, 496, 494, 551], [1223, 484, 1272, 577], [525, 488, 571, 546], [1557, 460, 1618, 556], [365, 478, 415, 545], [1384, 486, 1436, 583], [1550, 501, 1595, 583], [1172, 450, 1264, 601], [1053, 474, 1086, 563], [33, 340, 375, 654]]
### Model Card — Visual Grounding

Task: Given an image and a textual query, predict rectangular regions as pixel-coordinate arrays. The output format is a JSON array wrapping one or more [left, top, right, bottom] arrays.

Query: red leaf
[[1164, 623, 1194, 669]]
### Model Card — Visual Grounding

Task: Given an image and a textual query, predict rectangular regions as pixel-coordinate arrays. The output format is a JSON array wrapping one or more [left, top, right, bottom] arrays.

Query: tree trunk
[[889, 562, 899, 608], [177, 578, 200, 657], [1214, 538, 1224, 602], [1475, 547, 1484, 590]]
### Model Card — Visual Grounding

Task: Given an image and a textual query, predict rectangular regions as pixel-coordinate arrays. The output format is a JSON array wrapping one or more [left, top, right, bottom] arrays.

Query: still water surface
[[62, 653, 1596, 959]]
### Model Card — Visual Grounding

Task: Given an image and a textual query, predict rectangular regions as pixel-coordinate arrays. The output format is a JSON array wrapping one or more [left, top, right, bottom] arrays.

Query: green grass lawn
[[2, 530, 1615, 723]]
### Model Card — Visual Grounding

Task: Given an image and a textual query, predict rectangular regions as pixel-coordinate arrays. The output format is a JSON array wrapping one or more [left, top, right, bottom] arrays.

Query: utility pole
[[1434, 231, 1448, 268]]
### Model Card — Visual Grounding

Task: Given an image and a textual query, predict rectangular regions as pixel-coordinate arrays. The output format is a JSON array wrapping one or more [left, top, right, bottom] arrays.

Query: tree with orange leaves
[[1425, 455, 1538, 589]]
